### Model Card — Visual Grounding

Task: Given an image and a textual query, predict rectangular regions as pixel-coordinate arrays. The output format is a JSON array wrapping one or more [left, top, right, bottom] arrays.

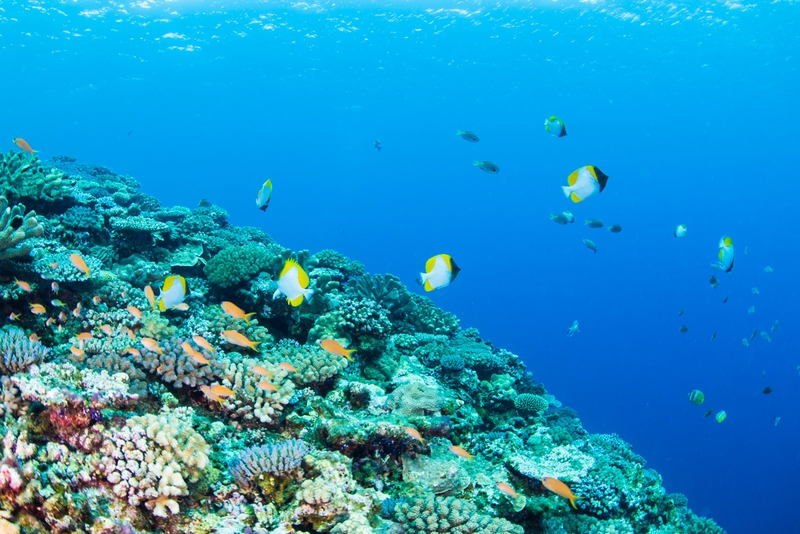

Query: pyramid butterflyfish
[[562, 166, 609, 203], [418, 254, 461, 292], [157, 275, 188, 311], [273, 259, 314, 307], [256, 179, 273, 211], [713, 236, 735, 273], [544, 116, 567, 138]]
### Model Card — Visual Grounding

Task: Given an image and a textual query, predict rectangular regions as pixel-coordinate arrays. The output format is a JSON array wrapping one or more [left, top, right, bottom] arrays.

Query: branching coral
[[0, 151, 74, 202], [230, 439, 311, 492], [390, 495, 524, 533], [0, 196, 44, 261], [96, 406, 210, 518], [0, 328, 49, 374]]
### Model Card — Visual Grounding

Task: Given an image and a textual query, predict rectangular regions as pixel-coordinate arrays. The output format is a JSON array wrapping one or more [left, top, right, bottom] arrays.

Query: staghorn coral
[[0, 196, 44, 261], [96, 406, 210, 518], [0, 328, 49, 374], [390, 495, 524, 533]]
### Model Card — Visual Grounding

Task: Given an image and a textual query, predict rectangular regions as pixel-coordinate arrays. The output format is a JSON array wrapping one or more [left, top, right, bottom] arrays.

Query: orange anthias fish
[[14, 278, 32, 292], [278, 362, 297, 372], [127, 305, 143, 319], [69, 253, 91, 279], [405, 427, 425, 444], [221, 301, 256, 324], [70, 346, 85, 357], [9, 313, 20, 321], [124, 347, 141, 357], [182, 342, 209, 364], [251, 365, 271, 377], [199, 385, 223, 404], [496, 482, 518, 499], [48, 262, 59, 269], [28, 333, 40, 342], [12, 138, 37, 154], [449, 445, 474, 460], [144, 285, 156, 310], [256, 381, 277, 392], [101, 325, 113, 336], [141, 337, 165, 355], [542, 477, 583, 509], [92, 296, 102, 305], [77, 332, 93, 340], [173, 302, 190, 311], [319, 339, 356, 362], [211, 385, 235, 398], [221, 330, 260, 352], [30, 303, 46, 315], [192, 335, 215, 354]]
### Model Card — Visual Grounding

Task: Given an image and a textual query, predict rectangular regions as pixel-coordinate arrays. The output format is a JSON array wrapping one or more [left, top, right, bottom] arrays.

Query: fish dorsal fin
[[724, 237, 733, 247], [425, 255, 438, 273], [440, 254, 453, 271], [177, 275, 187, 293], [297, 264, 309, 288], [280, 259, 300, 279], [570, 192, 582, 203], [290, 294, 304, 307], [567, 169, 579, 186], [265, 179, 272, 189], [162, 275, 176, 292]]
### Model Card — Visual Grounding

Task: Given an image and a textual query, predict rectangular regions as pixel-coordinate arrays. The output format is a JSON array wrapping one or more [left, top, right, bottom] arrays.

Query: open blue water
[[2, 0, 798, 531]]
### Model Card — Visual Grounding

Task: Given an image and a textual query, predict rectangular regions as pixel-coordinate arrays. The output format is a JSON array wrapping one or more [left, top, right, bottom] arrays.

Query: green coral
[[514, 393, 549, 413], [204, 245, 271, 287], [390, 495, 524, 533], [0, 196, 44, 261], [0, 151, 74, 202]]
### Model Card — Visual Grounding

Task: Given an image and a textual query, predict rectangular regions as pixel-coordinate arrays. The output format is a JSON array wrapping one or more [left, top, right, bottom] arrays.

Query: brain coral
[[204, 245, 271, 287], [514, 393, 549, 413]]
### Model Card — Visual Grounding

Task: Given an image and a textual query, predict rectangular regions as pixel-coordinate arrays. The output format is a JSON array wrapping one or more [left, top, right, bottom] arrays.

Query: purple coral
[[230, 439, 311, 491], [0, 328, 49, 374]]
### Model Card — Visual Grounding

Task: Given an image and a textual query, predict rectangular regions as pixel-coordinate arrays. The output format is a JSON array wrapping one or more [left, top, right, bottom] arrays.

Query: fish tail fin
[[303, 287, 315, 301], [244, 312, 256, 325], [86, 268, 92, 279], [473, 160, 481, 166], [570, 496, 584, 509], [456, 130, 463, 136], [249, 341, 262, 352], [562, 185, 572, 198], [345, 348, 357, 361]]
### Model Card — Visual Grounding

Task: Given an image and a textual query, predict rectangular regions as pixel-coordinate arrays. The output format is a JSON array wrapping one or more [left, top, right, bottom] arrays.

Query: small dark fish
[[582, 239, 597, 254], [457, 130, 480, 142], [762, 371, 766, 378], [774, 416, 781, 426], [585, 219, 605, 228], [608, 224, 623, 233], [771, 320, 779, 332], [679, 325, 689, 333], [198, 198, 212, 208], [723, 296, 728, 303], [374, 139, 381, 151], [127, 130, 133, 135], [550, 214, 569, 225], [474, 160, 500, 174], [751, 328, 758, 340], [711, 332, 717, 341], [762, 386, 772, 394], [678, 308, 685, 317], [703, 409, 713, 418], [709, 275, 719, 288]]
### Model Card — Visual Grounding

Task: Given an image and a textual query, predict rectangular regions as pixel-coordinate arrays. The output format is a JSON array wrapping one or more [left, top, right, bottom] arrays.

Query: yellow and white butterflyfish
[[256, 179, 273, 211], [562, 165, 609, 203], [544, 115, 567, 138], [418, 254, 461, 292], [713, 236, 735, 273], [157, 275, 188, 310], [273, 259, 314, 307]]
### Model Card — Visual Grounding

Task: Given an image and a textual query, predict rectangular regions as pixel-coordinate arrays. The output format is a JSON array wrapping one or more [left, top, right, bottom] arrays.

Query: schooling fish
[[762, 386, 773, 394], [751, 328, 758, 340], [12, 138, 37, 154], [761, 332, 772, 343], [542, 477, 583, 509], [319, 339, 356, 362], [255, 179, 273, 211], [704, 409, 713, 418], [419, 254, 460, 292], [742, 338, 749, 348], [715, 411, 727, 423], [456, 129, 480, 142], [771, 320, 779, 332], [30, 303, 46, 315], [221, 330, 261, 352], [474, 160, 500, 174], [273, 259, 314, 307], [405, 427, 425, 444], [562, 211, 575, 223], [374, 139, 381, 151], [688, 390, 705, 405], [496, 482, 519, 498], [193, 335, 216, 354], [563, 166, 608, 203], [679, 325, 689, 333], [550, 213, 569, 225], [544, 115, 567, 138], [144, 285, 156, 310], [585, 219, 604, 229], [278, 362, 297, 372], [709, 275, 719, 288], [608, 224, 623, 233], [673, 224, 687, 238], [764, 266, 773, 273], [157, 275, 187, 311], [711, 331, 717, 341], [141, 337, 164, 355], [221, 301, 256, 325], [14, 278, 32, 292], [583, 239, 597, 254], [257, 381, 277, 392], [69, 253, 91, 279], [712, 236, 735, 273], [449, 445, 474, 460], [567, 320, 580, 337]]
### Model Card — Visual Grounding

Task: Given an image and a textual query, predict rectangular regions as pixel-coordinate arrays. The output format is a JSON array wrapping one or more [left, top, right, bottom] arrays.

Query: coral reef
[[0, 153, 724, 534]]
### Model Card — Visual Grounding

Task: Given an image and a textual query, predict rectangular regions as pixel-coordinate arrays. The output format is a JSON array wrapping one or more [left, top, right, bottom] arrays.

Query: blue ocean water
[[2, 0, 798, 531]]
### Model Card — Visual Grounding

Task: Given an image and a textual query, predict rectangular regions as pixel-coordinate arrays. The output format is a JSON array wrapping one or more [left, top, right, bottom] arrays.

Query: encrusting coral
[[0, 152, 725, 534]]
